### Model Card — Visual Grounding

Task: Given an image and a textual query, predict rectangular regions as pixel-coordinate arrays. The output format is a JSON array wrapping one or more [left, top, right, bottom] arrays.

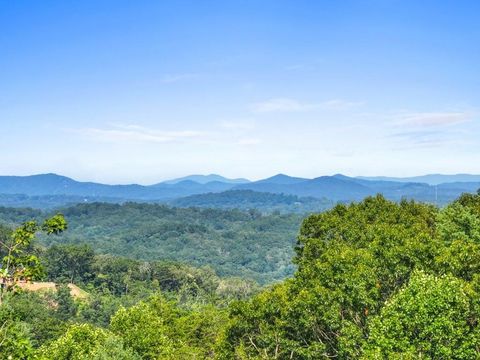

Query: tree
[[110, 295, 177, 359], [110, 294, 226, 359], [0, 301, 34, 360], [435, 194, 480, 280], [218, 196, 441, 358], [0, 214, 67, 302], [55, 284, 78, 321], [363, 271, 480, 359], [44, 244, 94, 284], [36, 323, 140, 360]]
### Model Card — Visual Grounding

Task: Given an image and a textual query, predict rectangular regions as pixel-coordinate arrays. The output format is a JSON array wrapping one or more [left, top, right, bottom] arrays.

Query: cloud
[[237, 138, 261, 146], [318, 99, 365, 110], [250, 98, 363, 113], [160, 73, 200, 83], [388, 129, 466, 149], [220, 120, 255, 130], [387, 110, 474, 148], [251, 98, 311, 113], [396, 112, 471, 127], [73, 124, 204, 144]]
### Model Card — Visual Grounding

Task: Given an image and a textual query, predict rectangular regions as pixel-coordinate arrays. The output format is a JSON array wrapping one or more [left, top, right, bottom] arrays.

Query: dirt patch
[[17, 281, 88, 299]]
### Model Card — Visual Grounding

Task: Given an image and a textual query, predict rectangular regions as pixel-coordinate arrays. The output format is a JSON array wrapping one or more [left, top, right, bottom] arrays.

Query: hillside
[[0, 203, 302, 284], [170, 190, 333, 213], [4, 192, 480, 359]]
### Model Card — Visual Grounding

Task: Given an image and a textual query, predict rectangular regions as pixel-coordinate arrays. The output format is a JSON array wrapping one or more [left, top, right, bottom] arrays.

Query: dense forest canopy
[[1, 191, 480, 358], [0, 203, 303, 284], [169, 190, 333, 214]]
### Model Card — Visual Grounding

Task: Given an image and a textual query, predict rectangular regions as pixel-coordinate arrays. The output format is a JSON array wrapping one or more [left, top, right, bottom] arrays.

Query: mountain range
[[0, 173, 479, 210], [162, 174, 250, 185]]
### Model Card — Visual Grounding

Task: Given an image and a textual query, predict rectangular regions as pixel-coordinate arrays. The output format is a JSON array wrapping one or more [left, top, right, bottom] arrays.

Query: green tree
[[0, 214, 67, 301], [110, 294, 226, 359], [435, 195, 480, 280], [218, 196, 441, 358], [36, 323, 140, 360], [0, 300, 34, 360], [110, 295, 177, 359], [44, 244, 94, 284], [363, 271, 480, 359], [55, 284, 78, 321]]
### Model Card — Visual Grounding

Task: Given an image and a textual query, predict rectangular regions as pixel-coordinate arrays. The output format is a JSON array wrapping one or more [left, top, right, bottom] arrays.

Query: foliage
[[2, 192, 480, 358], [33, 202, 302, 283], [2, 291, 67, 346], [110, 294, 227, 359], [44, 244, 95, 284], [55, 284, 78, 321], [36, 323, 140, 360], [0, 214, 67, 300], [170, 190, 333, 214], [0, 301, 34, 360], [217, 194, 480, 359], [363, 270, 480, 359]]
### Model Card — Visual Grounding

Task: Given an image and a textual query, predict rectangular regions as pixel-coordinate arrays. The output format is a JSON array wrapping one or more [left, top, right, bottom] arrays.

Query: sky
[[1, 0, 479, 184]]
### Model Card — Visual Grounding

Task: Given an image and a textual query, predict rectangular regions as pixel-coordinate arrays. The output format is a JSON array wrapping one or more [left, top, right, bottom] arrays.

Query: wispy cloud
[[160, 73, 200, 83], [250, 98, 311, 113], [395, 112, 471, 127], [318, 99, 365, 111], [389, 130, 445, 147], [237, 138, 261, 146], [73, 124, 204, 144], [220, 120, 255, 130], [250, 98, 363, 113], [388, 127, 473, 149]]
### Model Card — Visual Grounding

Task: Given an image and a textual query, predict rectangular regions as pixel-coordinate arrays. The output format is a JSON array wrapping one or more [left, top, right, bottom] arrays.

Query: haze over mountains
[[358, 174, 480, 185], [163, 174, 250, 185], [0, 172, 479, 210]]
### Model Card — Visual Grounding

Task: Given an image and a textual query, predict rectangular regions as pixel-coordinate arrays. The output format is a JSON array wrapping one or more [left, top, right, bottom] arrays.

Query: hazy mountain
[[0, 173, 479, 209], [357, 174, 480, 185], [289, 176, 373, 200], [235, 174, 371, 201], [253, 174, 309, 185], [0, 174, 235, 201], [233, 174, 309, 193], [161, 174, 250, 185]]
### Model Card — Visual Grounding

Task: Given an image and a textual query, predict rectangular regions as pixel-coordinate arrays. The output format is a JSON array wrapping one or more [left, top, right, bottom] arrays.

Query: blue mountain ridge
[[0, 173, 478, 208]]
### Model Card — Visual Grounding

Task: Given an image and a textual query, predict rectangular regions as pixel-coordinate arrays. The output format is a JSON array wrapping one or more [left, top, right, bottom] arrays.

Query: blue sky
[[1, 0, 479, 184]]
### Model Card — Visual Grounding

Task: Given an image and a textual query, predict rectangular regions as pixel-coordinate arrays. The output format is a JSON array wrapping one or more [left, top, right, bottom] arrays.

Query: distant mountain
[[254, 174, 309, 185], [161, 174, 250, 185], [235, 174, 371, 201], [0, 173, 236, 201], [234, 174, 309, 193], [290, 176, 372, 200], [0, 173, 479, 209], [357, 174, 480, 185], [235, 174, 480, 204]]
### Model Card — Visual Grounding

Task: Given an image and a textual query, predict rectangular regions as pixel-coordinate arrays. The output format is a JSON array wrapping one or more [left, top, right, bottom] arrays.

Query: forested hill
[[169, 190, 333, 213], [0, 202, 303, 284], [3, 193, 480, 358]]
